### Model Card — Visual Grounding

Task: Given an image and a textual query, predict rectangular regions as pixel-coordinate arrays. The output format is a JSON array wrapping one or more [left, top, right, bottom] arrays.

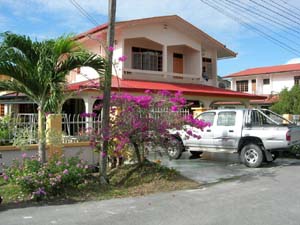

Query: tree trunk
[[100, 0, 117, 184], [132, 142, 142, 165], [38, 107, 46, 163]]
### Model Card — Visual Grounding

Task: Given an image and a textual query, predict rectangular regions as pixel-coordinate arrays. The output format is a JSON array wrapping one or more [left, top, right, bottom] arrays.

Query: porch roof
[[68, 77, 266, 100], [0, 93, 33, 104]]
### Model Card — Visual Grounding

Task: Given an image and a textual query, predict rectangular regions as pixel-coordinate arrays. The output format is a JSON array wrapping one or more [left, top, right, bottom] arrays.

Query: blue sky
[[1, 0, 300, 76]]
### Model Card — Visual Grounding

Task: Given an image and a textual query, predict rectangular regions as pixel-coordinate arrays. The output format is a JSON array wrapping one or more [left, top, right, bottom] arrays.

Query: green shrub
[[3, 154, 90, 200], [0, 115, 13, 145]]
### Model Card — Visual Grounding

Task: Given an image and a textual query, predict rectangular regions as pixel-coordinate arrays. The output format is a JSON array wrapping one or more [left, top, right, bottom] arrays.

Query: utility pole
[[100, 0, 116, 184]]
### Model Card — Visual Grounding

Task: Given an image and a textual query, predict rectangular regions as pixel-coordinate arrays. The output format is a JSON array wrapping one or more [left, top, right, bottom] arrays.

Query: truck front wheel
[[240, 144, 264, 168], [167, 137, 183, 159]]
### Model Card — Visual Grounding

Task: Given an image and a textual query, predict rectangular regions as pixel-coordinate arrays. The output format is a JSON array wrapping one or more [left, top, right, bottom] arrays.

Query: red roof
[[74, 23, 108, 40], [224, 63, 300, 78], [73, 15, 236, 58], [68, 77, 265, 100]]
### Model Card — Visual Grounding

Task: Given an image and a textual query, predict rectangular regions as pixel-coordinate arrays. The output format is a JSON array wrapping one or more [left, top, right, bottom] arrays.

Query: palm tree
[[0, 32, 106, 162]]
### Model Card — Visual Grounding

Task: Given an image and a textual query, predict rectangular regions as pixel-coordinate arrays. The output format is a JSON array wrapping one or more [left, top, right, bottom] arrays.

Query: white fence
[[0, 108, 190, 146]]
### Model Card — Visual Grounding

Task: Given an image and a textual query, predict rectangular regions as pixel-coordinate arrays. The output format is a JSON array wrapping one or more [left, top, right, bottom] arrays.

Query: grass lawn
[[0, 160, 199, 208]]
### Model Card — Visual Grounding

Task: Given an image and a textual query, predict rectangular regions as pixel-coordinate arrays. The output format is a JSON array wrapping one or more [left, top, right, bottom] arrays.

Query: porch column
[[241, 100, 250, 108], [83, 96, 96, 131], [202, 99, 213, 110], [4, 104, 10, 116], [163, 45, 168, 76]]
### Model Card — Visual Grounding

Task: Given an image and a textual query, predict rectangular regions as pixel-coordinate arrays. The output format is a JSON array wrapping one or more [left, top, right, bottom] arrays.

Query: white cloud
[[2, 0, 300, 52], [286, 58, 300, 64]]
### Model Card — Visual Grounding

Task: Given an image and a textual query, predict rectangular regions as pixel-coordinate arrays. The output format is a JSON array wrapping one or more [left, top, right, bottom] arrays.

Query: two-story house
[[224, 63, 300, 108], [1, 15, 265, 116]]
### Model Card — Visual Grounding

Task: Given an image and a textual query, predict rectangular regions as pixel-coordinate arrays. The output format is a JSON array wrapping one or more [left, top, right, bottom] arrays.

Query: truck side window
[[217, 112, 236, 126], [198, 112, 215, 125]]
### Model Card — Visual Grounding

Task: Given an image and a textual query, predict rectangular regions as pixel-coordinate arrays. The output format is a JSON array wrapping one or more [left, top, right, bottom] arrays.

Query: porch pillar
[[163, 45, 168, 76], [241, 100, 250, 108], [83, 96, 96, 132], [46, 114, 62, 158]]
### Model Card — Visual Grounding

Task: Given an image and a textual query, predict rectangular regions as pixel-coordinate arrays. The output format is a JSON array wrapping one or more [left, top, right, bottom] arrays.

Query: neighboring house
[[1, 15, 264, 116], [224, 63, 300, 108]]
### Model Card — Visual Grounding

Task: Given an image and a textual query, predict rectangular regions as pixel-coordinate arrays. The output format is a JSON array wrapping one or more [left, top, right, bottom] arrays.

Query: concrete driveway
[[155, 151, 299, 184]]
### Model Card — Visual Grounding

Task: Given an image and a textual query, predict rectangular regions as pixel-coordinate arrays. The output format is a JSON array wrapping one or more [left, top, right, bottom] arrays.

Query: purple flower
[[186, 130, 193, 136], [22, 153, 27, 159], [63, 169, 69, 175], [101, 151, 107, 157], [33, 187, 46, 197], [108, 46, 115, 52], [3, 175, 8, 181], [171, 105, 178, 112], [158, 90, 171, 97], [118, 55, 128, 62]]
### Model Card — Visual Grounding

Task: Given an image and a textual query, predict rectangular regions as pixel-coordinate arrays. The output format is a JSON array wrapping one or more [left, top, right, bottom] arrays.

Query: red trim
[[225, 63, 300, 78], [68, 77, 265, 100], [74, 24, 108, 40]]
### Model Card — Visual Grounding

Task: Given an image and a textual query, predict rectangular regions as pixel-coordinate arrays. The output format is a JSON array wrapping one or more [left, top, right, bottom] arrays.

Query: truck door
[[186, 111, 216, 147], [213, 111, 241, 150]]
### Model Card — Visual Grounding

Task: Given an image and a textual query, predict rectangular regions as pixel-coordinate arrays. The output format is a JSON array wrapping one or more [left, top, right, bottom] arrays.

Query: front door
[[173, 53, 183, 79]]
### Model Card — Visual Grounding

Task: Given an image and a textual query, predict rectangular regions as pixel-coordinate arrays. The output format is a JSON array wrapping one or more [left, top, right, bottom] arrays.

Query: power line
[[223, 0, 300, 38], [69, 0, 99, 27], [201, 0, 300, 56], [218, 0, 300, 48], [278, 0, 300, 16], [249, 0, 300, 27], [260, 0, 300, 21]]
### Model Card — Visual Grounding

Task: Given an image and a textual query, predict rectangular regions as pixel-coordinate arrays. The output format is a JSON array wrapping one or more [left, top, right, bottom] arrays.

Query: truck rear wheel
[[240, 144, 263, 168], [167, 137, 183, 159]]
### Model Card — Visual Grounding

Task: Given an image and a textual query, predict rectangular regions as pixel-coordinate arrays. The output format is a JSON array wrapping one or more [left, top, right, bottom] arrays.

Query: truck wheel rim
[[168, 139, 178, 157], [168, 148, 177, 157], [245, 149, 258, 164]]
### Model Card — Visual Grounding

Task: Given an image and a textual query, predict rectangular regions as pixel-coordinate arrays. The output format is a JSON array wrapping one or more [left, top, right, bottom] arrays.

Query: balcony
[[122, 68, 216, 85]]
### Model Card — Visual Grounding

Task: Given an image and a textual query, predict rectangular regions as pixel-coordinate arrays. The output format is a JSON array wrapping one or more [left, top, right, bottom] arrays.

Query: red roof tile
[[224, 63, 300, 78], [68, 77, 265, 100]]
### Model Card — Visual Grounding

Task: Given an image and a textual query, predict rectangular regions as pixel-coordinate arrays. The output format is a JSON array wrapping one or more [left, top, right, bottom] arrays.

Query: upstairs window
[[263, 79, 270, 85], [236, 80, 249, 92], [295, 76, 300, 85], [202, 57, 213, 80], [132, 47, 162, 71]]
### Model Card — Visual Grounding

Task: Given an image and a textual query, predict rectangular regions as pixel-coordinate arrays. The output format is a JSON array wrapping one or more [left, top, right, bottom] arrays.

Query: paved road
[[1, 156, 300, 225]]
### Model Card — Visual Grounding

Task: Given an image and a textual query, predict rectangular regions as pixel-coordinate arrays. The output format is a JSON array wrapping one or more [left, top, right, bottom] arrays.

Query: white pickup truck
[[168, 109, 300, 168]]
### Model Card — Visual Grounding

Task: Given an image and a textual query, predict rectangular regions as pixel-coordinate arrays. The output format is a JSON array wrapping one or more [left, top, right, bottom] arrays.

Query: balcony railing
[[123, 68, 205, 84]]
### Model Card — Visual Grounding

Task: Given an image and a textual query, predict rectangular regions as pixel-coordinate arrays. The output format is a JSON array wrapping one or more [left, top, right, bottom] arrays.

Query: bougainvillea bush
[[90, 90, 210, 164], [2, 154, 90, 200]]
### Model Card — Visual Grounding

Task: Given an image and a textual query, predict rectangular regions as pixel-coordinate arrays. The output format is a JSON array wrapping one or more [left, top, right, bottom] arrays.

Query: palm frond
[[57, 51, 106, 77], [1, 32, 38, 63], [0, 80, 38, 103]]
